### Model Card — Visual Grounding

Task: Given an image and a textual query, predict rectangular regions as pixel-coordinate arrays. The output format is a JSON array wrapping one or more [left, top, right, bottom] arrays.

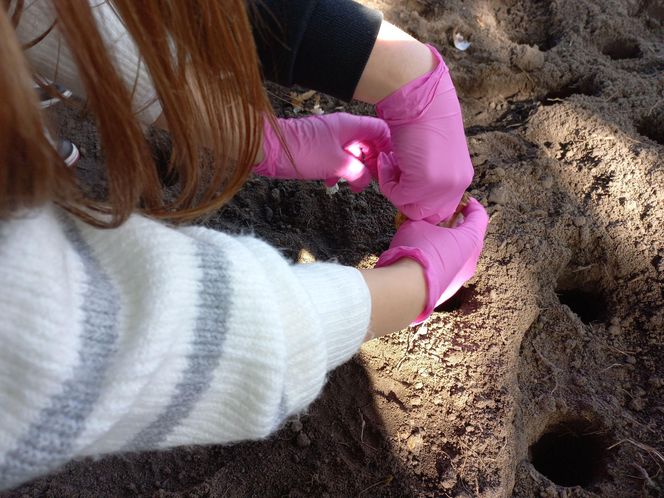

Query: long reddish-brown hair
[[1, 0, 274, 227]]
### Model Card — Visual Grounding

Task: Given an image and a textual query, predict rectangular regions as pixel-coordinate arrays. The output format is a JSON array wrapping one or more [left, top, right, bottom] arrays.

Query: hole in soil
[[503, 0, 560, 51], [602, 38, 642, 60], [636, 113, 664, 146], [557, 289, 607, 323], [530, 419, 610, 488], [542, 77, 600, 105], [555, 265, 609, 324], [435, 285, 476, 313]]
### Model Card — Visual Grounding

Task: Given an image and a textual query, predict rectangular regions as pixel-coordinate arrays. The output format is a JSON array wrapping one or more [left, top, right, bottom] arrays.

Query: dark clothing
[[249, 0, 383, 101]]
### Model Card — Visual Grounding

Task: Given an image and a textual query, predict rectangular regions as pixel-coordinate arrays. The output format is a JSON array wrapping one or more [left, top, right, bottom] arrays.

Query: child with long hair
[[0, 0, 488, 489]]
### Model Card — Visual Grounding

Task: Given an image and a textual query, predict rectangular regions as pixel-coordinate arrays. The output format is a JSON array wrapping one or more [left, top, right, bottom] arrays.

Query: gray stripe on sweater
[[0, 214, 120, 488], [128, 240, 231, 450]]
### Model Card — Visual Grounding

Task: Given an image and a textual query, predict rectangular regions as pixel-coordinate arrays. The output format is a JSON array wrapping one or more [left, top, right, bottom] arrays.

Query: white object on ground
[[453, 33, 471, 51]]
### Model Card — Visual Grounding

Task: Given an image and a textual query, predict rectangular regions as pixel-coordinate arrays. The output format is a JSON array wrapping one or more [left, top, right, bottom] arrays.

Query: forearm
[[360, 258, 427, 340]]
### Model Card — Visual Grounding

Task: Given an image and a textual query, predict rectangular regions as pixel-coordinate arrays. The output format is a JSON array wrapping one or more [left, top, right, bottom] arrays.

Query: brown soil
[[4, 0, 664, 497]]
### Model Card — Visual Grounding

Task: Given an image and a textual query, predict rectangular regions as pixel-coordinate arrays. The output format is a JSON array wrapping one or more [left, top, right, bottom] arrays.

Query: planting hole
[[542, 77, 600, 105], [557, 289, 607, 323], [530, 419, 610, 488], [435, 285, 476, 314], [556, 265, 608, 324], [602, 38, 642, 60], [636, 113, 664, 146], [504, 0, 560, 51]]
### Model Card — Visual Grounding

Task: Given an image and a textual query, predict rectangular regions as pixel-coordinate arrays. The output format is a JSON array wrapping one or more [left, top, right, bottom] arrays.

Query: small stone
[[629, 398, 646, 411], [488, 185, 509, 205], [494, 167, 506, 178], [415, 382, 424, 390], [541, 175, 554, 189], [270, 188, 281, 203], [626, 355, 637, 364], [296, 432, 311, 448], [411, 396, 423, 407], [264, 206, 274, 222], [511, 44, 545, 71], [648, 376, 663, 388], [406, 433, 424, 453], [573, 216, 587, 227], [573, 374, 588, 386], [476, 399, 496, 409], [290, 420, 303, 433], [608, 324, 621, 336], [441, 468, 457, 490]]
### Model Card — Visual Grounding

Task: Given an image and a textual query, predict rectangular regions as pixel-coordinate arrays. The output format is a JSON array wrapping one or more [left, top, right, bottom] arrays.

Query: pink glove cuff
[[253, 118, 279, 177], [375, 246, 438, 325], [375, 44, 450, 125]]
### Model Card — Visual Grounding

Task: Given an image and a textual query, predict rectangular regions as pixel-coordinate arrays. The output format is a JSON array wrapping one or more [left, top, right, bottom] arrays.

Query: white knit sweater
[[0, 206, 371, 491]]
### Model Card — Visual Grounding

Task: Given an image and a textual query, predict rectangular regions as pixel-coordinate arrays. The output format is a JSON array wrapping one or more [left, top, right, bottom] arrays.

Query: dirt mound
[[4, 0, 663, 497]]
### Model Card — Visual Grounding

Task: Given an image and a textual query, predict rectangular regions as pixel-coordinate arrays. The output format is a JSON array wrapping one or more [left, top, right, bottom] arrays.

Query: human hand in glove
[[255, 112, 391, 192], [376, 197, 489, 324], [375, 44, 473, 224]]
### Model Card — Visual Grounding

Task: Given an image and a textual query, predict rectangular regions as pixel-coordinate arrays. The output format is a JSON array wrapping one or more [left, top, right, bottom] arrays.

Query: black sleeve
[[248, 0, 383, 102]]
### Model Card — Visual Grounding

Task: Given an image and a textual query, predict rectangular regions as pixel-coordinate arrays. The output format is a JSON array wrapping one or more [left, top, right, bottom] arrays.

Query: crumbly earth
[[4, 0, 663, 497]]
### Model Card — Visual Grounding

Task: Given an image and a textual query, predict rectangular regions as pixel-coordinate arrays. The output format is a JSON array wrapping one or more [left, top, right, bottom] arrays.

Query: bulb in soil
[[394, 192, 471, 228]]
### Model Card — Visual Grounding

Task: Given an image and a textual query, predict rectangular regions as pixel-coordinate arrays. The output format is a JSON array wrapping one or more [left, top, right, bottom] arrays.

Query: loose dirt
[[4, 0, 663, 496]]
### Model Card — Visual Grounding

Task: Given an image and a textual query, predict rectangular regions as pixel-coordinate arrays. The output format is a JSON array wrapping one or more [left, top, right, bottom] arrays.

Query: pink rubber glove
[[376, 44, 473, 224], [255, 113, 392, 192], [376, 198, 489, 324]]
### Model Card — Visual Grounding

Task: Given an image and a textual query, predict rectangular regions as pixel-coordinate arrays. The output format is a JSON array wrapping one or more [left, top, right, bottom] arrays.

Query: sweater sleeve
[[0, 207, 370, 491], [249, 0, 383, 101]]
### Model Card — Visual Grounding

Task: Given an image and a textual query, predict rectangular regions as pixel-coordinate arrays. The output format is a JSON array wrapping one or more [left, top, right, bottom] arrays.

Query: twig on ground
[[357, 475, 393, 497], [602, 363, 628, 372], [604, 344, 637, 356], [533, 344, 560, 395], [646, 99, 663, 116], [358, 408, 365, 443], [609, 439, 664, 473], [632, 463, 658, 488], [395, 331, 414, 371]]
